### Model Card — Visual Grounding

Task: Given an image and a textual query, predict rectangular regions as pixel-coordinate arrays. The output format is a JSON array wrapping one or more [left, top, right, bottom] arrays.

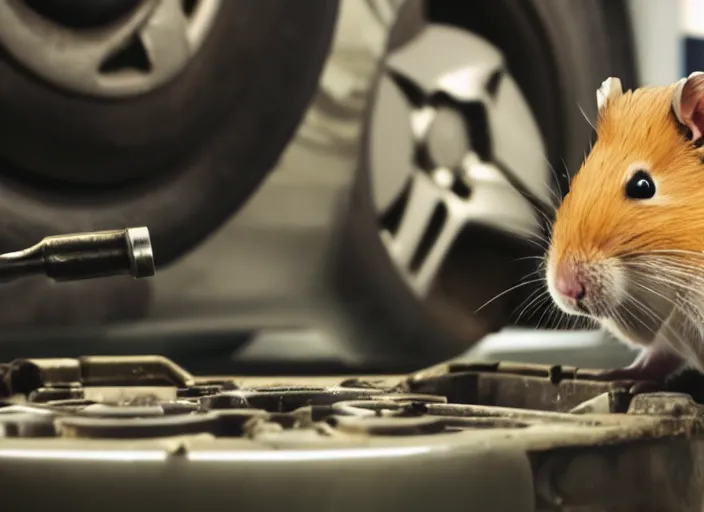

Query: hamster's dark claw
[[662, 368, 704, 403]]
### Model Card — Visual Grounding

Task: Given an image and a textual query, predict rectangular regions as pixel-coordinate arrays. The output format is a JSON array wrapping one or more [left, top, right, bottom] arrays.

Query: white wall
[[627, 0, 683, 85]]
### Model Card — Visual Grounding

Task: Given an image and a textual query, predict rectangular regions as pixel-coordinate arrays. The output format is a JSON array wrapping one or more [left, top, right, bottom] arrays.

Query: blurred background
[[0, 0, 694, 375]]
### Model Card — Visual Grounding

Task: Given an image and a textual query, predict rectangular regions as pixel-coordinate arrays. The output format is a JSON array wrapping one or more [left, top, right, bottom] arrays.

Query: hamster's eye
[[625, 170, 656, 200]]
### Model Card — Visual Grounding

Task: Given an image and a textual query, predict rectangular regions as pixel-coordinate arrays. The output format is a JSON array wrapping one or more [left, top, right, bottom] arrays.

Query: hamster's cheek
[[601, 318, 658, 348], [600, 280, 676, 349]]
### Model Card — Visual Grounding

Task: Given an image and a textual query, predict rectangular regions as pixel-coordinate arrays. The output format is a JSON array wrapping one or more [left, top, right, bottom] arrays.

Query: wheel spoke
[[366, 0, 409, 26], [0, 0, 221, 97], [401, 161, 539, 296], [385, 171, 443, 270], [138, 0, 192, 75], [369, 74, 416, 213], [460, 156, 540, 238], [406, 206, 462, 296], [489, 77, 554, 207], [386, 25, 503, 101], [185, 0, 222, 47], [0, 0, 156, 88], [383, 170, 465, 297]]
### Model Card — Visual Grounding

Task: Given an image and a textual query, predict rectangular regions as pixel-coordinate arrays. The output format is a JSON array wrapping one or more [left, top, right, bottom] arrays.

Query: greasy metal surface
[[0, 227, 155, 282], [1, 355, 704, 511]]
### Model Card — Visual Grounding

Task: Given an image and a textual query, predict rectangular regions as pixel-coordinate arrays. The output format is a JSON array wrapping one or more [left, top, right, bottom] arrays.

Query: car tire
[[0, 0, 339, 266], [331, 0, 638, 367]]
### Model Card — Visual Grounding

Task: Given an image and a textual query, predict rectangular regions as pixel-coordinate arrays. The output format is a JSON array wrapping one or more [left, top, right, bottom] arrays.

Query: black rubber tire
[[331, 0, 639, 366], [0, 0, 339, 266]]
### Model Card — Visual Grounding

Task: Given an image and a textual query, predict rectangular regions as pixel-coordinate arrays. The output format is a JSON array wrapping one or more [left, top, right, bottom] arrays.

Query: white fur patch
[[596, 77, 623, 112]]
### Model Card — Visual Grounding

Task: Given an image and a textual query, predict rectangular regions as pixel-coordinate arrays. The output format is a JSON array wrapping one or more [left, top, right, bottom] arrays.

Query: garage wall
[[627, 0, 681, 85]]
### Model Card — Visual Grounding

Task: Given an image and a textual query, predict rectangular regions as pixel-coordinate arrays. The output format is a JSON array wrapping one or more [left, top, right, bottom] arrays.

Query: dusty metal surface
[[0, 355, 702, 511]]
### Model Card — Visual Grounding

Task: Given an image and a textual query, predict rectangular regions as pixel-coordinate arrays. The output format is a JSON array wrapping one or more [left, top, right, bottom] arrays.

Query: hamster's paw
[[590, 349, 684, 385], [663, 368, 704, 403]]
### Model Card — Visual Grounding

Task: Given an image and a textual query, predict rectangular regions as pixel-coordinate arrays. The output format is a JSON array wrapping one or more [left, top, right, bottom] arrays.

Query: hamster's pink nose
[[555, 264, 586, 301]]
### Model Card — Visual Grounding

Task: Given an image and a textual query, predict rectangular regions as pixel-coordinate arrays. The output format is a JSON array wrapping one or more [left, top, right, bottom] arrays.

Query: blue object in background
[[681, 0, 704, 76], [684, 37, 704, 75]]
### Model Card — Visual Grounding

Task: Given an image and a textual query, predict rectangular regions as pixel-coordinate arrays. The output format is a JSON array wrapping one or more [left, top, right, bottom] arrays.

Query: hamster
[[545, 72, 704, 383]]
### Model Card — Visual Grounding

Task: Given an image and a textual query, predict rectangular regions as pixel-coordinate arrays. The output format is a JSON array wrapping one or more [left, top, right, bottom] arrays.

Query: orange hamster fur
[[546, 73, 704, 382]]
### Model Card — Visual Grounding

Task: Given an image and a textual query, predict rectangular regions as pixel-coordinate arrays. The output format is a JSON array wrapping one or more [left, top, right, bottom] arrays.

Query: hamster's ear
[[597, 77, 623, 113], [673, 71, 704, 141]]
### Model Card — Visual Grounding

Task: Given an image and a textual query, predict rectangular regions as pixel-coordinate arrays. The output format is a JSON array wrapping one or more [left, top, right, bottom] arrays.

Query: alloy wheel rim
[[369, 24, 552, 297], [0, 0, 222, 98]]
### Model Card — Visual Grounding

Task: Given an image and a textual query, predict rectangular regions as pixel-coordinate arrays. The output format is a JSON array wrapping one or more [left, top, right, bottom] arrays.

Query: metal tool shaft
[[0, 227, 155, 282]]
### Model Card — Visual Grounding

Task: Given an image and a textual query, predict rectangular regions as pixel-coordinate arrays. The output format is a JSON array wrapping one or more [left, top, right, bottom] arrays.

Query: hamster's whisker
[[621, 285, 663, 330], [512, 225, 551, 240], [560, 158, 571, 194], [514, 282, 547, 307], [533, 207, 557, 231], [611, 294, 654, 338], [474, 277, 545, 314], [512, 255, 546, 264], [545, 301, 569, 329], [627, 273, 697, 338], [651, 261, 704, 283], [530, 229, 553, 245], [631, 253, 704, 268], [541, 179, 562, 210], [615, 300, 640, 333], [520, 236, 550, 252], [562, 315, 579, 330], [544, 304, 560, 329], [625, 306, 657, 335], [520, 267, 547, 282], [620, 280, 656, 317], [513, 287, 551, 323], [528, 233, 551, 249], [624, 255, 704, 278], [625, 259, 704, 298], [561, 310, 585, 330], [627, 262, 704, 281], [543, 157, 566, 203], [577, 103, 596, 132], [628, 266, 701, 301], [625, 260, 703, 283], [625, 268, 678, 305], [555, 310, 570, 330], [584, 316, 599, 329], [536, 300, 558, 329], [528, 296, 557, 328], [606, 301, 631, 334], [643, 266, 704, 290]]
